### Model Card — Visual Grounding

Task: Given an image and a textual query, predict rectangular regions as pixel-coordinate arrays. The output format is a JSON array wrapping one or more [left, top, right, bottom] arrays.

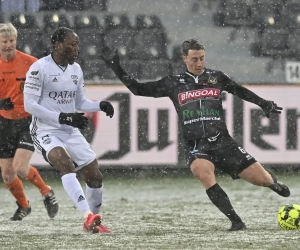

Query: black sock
[[206, 183, 243, 223]]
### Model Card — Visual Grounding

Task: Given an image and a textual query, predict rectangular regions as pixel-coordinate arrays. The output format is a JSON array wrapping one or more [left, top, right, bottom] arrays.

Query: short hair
[[51, 27, 74, 45], [0, 23, 17, 37], [182, 38, 205, 56]]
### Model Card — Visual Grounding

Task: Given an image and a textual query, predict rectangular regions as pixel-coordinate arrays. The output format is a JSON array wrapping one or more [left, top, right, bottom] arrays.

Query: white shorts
[[32, 129, 96, 171]]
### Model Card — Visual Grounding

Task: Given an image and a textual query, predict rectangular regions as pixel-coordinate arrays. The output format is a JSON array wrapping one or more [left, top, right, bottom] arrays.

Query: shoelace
[[16, 210, 29, 219], [45, 195, 58, 204]]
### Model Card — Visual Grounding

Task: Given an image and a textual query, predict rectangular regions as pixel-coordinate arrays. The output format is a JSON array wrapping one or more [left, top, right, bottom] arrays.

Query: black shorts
[[0, 116, 34, 158], [185, 134, 257, 180]]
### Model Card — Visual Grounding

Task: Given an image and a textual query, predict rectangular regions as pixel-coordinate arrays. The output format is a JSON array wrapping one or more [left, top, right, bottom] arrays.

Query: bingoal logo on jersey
[[178, 88, 220, 105]]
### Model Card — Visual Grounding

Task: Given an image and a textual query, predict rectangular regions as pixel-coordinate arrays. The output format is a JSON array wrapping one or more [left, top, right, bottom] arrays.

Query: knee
[[190, 160, 215, 182], [1, 168, 17, 183], [12, 163, 29, 178], [58, 163, 76, 175], [48, 147, 76, 174], [54, 157, 76, 175], [85, 167, 103, 188], [86, 176, 103, 188]]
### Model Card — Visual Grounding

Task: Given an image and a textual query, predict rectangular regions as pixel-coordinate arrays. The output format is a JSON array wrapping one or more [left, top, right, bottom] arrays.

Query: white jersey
[[24, 54, 99, 133]]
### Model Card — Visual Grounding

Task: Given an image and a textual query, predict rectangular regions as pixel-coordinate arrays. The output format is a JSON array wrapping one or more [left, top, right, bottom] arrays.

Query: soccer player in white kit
[[23, 27, 114, 233]]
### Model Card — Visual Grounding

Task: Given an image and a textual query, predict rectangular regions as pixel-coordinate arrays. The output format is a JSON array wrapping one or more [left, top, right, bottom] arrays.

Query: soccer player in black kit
[[100, 38, 290, 231]]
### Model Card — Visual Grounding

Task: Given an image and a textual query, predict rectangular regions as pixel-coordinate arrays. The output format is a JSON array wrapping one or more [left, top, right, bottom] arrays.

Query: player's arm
[[222, 72, 282, 118], [99, 41, 169, 98], [24, 63, 60, 124], [75, 70, 114, 118], [24, 94, 59, 122]]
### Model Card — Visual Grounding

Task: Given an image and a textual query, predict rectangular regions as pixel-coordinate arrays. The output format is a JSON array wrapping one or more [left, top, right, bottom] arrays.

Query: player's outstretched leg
[[265, 168, 290, 197]]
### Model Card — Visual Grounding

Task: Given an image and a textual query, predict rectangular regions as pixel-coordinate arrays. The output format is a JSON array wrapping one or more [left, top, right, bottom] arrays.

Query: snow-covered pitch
[[0, 174, 298, 250]]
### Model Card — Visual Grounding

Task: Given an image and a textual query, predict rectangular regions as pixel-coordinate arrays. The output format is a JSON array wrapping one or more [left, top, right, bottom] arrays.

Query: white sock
[[86, 184, 103, 215], [61, 173, 91, 217]]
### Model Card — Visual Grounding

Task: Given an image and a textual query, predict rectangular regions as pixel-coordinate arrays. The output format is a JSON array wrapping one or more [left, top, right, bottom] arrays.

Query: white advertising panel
[[242, 86, 300, 164]]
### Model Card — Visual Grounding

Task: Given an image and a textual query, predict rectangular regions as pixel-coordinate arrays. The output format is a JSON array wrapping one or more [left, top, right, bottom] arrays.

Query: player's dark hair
[[51, 27, 74, 45], [182, 39, 205, 56]]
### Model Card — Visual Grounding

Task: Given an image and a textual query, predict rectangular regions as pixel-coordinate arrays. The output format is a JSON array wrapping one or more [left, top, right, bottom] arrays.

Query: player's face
[[182, 49, 205, 76], [0, 33, 17, 61], [59, 31, 79, 65]]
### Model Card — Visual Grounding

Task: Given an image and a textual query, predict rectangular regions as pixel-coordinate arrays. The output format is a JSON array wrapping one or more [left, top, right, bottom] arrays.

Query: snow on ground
[[0, 174, 299, 249]]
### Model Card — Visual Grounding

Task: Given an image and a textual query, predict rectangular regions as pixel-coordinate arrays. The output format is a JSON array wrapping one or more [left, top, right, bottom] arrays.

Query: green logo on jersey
[[183, 107, 220, 120]]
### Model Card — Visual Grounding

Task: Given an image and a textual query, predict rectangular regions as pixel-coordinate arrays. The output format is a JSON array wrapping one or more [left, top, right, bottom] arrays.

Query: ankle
[[232, 219, 243, 224], [84, 211, 92, 219]]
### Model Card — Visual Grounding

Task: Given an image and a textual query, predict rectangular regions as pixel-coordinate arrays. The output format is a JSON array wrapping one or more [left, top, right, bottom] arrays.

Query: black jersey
[[114, 66, 267, 142]]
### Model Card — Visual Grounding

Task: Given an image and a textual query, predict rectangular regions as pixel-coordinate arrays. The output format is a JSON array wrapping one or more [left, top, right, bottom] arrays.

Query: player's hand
[[59, 112, 89, 129], [99, 35, 120, 70], [0, 97, 14, 110], [100, 101, 114, 118], [261, 100, 282, 118]]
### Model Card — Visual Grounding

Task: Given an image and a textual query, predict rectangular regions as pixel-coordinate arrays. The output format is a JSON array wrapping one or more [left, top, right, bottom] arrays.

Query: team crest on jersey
[[179, 78, 186, 84], [16, 78, 26, 92], [208, 75, 217, 84], [20, 82, 24, 92], [71, 75, 78, 85]]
